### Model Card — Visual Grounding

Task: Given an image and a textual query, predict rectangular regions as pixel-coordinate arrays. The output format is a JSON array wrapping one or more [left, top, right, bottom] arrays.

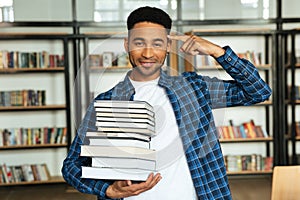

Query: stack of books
[[80, 100, 157, 181]]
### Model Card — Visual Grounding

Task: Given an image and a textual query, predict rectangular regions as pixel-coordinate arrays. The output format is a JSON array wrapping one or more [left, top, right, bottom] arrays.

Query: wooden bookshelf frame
[[227, 170, 273, 176], [0, 34, 72, 187], [0, 176, 65, 186], [0, 144, 68, 150], [0, 105, 66, 111], [285, 29, 300, 164], [219, 137, 273, 143], [0, 67, 65, 73]]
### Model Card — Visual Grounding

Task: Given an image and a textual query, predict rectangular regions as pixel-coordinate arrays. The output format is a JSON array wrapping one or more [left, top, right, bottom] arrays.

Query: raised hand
[[105, 173, 162, 198], [168, 35, 225, 58]]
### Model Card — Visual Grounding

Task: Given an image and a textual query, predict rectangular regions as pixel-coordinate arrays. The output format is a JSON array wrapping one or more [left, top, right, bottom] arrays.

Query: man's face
[[124, 22, 171, 81]]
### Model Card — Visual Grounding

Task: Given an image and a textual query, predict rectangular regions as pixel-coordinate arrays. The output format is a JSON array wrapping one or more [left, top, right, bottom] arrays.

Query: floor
[[0, 176, 272, 200]]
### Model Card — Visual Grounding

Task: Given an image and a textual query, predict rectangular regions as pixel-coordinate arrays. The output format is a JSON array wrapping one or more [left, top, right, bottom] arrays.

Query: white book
[[80, 145, 156, 161], [82, 166, 154, 181], [88, 137, 150, 149], [96, 116, 155, 126], [94, 100, 154, 112], [95, 107, 155, 117], [86, 131, 151, 142], [95, 121, 155, 132], [92, 157, 156, 171], [97, 127, 155, 136], [21, 164, 35, 182], [36, 164, 48, 181], [96, 112, 155, 122]]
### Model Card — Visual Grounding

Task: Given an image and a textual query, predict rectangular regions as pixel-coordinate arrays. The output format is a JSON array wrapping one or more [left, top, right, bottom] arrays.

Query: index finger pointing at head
[[167, 35, 190, 42]]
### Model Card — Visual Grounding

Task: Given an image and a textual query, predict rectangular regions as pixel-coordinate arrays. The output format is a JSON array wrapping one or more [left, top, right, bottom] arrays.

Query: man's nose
[[141, 47, 154, 58]]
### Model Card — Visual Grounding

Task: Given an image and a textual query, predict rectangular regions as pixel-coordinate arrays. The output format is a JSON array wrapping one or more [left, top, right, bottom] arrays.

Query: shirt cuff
[[215, 46, 238, 67], [216, 45, 259, 81], [94, 181, 111, 199]]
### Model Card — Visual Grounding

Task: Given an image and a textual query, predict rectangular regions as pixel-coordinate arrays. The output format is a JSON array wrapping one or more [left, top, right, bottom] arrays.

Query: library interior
[[0, 0, 300, 199]]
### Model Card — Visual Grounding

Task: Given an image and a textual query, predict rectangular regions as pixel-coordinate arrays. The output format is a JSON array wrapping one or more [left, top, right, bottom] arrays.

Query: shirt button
[[227, 57, 232, 62], [244, 72, 248, 76]]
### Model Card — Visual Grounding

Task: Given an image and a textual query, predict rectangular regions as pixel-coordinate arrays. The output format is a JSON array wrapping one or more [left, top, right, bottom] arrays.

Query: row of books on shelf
[[88, 52, 129, 68], [81, 100, 157, 181], [0, 50, 64, 69], [0, 90, 46, 107], [194, 51, 262, 69], [0, 127, 67, 147], [0, 163, 50, 184], [217, 120, 269, 139], [224, 154, 273, 172]]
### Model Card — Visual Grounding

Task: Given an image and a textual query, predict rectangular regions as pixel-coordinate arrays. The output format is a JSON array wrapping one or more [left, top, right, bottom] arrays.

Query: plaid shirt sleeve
[[61, 101, 118, 200], [201, 46, 272, 108]]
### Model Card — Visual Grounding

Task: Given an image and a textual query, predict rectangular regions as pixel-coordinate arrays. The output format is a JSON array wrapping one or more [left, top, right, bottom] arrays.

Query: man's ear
[[124, 37, 129, 53]]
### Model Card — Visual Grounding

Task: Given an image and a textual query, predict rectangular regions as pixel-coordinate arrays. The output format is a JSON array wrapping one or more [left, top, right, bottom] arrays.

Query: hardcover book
[[86, 131, 151, 142], [96, 116, 155, 126], [94, 107, 154, 117], [91, 157, 156, 171], [87, 137, 150, 149], [94, 100, 154, 112], [82, 166, 154, 181], [95, 121, 155, 132], [96, 112, 154, 121], [97, 126, 155, 136], [80, 145, 156, 161]]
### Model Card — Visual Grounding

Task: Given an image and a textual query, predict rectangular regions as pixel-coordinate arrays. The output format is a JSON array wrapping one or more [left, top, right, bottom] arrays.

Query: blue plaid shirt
[[62, 46, 271, 200]]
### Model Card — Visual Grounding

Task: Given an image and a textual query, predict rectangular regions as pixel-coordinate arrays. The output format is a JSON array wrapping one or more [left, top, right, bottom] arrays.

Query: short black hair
[[127, 6, 172, 33]]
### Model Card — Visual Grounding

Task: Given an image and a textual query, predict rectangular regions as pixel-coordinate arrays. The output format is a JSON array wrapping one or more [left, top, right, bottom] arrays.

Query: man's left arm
[[213, 45, 272, 106], [168, 34, 272, 107]]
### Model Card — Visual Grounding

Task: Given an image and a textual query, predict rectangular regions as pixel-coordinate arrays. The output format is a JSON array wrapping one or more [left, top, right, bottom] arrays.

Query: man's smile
[[139, 61, 156, 67]]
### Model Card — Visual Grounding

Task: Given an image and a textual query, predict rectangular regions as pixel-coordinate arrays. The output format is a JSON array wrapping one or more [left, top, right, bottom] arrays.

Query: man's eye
[[134, 42, 144, 47], [153, 43, 163, 48]]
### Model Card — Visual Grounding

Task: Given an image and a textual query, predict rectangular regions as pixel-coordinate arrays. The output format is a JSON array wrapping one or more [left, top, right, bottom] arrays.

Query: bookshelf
[[182, 28, 274, 175], [284, 28, 300, 165], [0, 33, 71, 185]]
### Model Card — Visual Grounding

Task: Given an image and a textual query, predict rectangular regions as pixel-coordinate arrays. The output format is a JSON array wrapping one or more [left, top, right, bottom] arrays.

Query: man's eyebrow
[[132, 37, 145, 41], [131, 38, 166, 43], [153, 38, 165, 43]]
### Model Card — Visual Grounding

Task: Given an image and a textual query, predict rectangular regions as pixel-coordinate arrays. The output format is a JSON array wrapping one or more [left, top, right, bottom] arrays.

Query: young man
[[62, 6, 271, 200]]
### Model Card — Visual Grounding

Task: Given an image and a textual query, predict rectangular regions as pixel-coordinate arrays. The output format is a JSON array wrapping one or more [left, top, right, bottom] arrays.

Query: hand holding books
[[105, 172, 162, 199]]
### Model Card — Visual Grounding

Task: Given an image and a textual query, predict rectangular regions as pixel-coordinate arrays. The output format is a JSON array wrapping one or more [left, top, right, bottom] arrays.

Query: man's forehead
[[129, 27, 167, 36]]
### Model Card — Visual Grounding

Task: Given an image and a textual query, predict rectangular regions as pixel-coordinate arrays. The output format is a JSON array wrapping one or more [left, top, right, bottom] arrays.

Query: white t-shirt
[[125, 77, 197, 200]]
